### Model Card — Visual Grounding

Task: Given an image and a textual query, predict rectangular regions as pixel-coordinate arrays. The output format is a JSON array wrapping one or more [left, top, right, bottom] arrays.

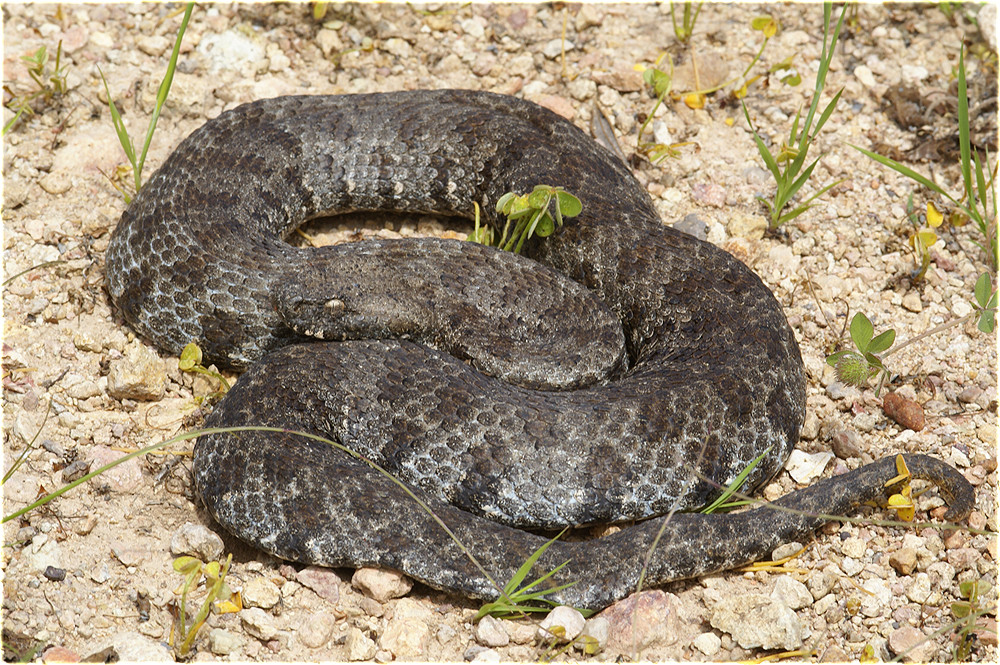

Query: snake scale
[[105, 90, 973, 610]]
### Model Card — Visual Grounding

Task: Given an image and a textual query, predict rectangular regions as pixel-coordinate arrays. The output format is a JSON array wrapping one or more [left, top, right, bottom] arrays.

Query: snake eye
[[324, 298, 346, 315]]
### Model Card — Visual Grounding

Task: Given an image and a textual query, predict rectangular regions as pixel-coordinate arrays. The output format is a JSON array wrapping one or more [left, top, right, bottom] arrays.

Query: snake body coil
[[106, 90, 973, 609]]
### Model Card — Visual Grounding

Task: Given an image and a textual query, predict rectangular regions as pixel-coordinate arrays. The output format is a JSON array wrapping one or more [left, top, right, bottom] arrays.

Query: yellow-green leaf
[[926, 201, 943, 227], [683, 92, 705, 109], [179, 342, 202, 371]]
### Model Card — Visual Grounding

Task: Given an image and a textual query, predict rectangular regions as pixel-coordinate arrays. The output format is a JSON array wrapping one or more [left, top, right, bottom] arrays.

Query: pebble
[[208, 628, 243, 655], [345, 627, 377, 661], [240, 607, 277, 641], [351, 567, 412, 602], [541, 38, 573, 59], [27, 534, 62, 573], [602, 590, 679, 652], [111, 632, 172, 661], [242, 576, 281, 609], [807, 568, 839, 600], [316, 28, 343, 58], [830, 429, 862, 459], [882, 392, 925, 431], [379, 615, 429, 658], [674, 213, 708, 241], [785, 449, 833, 484], [474, 615, 509, 648], [858, 578, 890, 617], [136, 35, 170, 57], [905, 572, 932, 603], [854, 64, 877, 88], [169, 523, 224, 562], [772, 542, 803, 561], [889, 547, 918, 575], [41, 646, 80, 663], [107, 342, 166, 401], [692, 182, 727, 209], [470, 648, 501, 662], [39, 173, 72, 195], [710, 593, 806, 650], [888, 625, 938, 662], [577, 616, 609, 652], [841, 536, 867, 559], [825, 381, 855, 401], [43, 566, 66, 581], [295, 565, 341, 603], [591, 63, 643, 92], [693, 631, 721, 656], [771, 576, 812, 610], [537, 605, 585, 643], [297, 611, 336, 648], [901, 291, 923, 312]]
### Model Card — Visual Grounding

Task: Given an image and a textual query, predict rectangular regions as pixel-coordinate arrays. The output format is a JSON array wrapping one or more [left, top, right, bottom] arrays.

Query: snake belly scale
[[105, 90, 973, 610]]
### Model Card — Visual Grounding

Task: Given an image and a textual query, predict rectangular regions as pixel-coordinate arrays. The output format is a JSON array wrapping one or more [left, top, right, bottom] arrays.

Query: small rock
[[471, 648, 501, 663], [602, 590, 679, 652], [575, 3, 603, 30], [785, 450, 834, 484], [41, 645, 80, 663], [825, 381, 856, 401], [107, 342, 166, 401], [240, 607, 277, 641], [830, 430, 862, 459], [43, 566, 66, 582], [591, 63, 643, 92], [535, 95, 575, 121], [905, 572, 932, 603], [693, 631, 721, 656], [883, 392, 925, 431], [382, 37, 411, 59], [537, 606, 586, 643], [858, 578, 891, 617], [889, 548, 918, 575], [577, 616, 609, 652], [710, 593, 806, 650], [436, 625, 457, 645], [111, 632, 172, 661], [61, 460, 91, 483], [772, 542, 803, 561], [295, 566, 341, 603], [137, 35, 170, 57], [692, 182, 727, 209], [841, 537, 867, 559], [298, 611, 336, 648], [542, 38, 574, 59], [475, 616, 509, 648], [675, 213, 708, 241], [901, 291, 923, 312], [352, 568, 412, 602], [345, 627, 377, 661], [28, 534, 62, 573], [208, 628, 243, 655], [854, 64, 877, 88], [379, 615, 429, 658], [771, 576, 812, 610], [39, 172, 72, 195], [170, 523, 224, 562], [957, 386, 984, 404], [889, 625, 938, 662], [807, 568, 839, 600], [242, 577, 281, 609], [316, 28, 343, 58], [726, 212, 767, 239]]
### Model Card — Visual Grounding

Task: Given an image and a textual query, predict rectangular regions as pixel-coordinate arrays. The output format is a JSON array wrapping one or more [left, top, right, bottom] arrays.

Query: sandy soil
[[3, 2, 996, 662]]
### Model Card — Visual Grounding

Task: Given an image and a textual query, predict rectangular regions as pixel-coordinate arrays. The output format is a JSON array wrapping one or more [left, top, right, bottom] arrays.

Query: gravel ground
[[2, 2, 997, 662]]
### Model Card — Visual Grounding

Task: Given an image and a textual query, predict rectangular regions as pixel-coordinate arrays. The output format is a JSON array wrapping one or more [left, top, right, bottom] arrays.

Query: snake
[[105, 90, 974, 610]]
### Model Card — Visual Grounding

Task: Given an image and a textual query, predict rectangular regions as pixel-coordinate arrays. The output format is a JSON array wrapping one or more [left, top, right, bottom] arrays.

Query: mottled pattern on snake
[[105, 90, 973, 609]]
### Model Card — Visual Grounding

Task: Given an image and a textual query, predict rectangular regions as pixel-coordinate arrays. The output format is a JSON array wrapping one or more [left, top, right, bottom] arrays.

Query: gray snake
[[105, 90, 973, 610]]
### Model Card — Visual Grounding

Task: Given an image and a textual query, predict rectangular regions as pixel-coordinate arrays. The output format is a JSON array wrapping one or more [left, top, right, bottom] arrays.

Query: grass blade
[[812, 87, 844, 137], [849, 144, 954, 202], [956, 48, 973, 208], [743, 103, 781, 182], [135, 2, 194, 188]]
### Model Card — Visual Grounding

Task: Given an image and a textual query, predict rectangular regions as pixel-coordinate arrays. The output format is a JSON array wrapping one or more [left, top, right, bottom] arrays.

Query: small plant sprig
[[474, 529, 590, 621], [744, 1, 847, 229], [172, 554, 238, 658], [828, 273, 998, 394], [100, 2, 193, 201], [669, 1, 703, 44], [179, 342, 231, 397], [633, 53, 691, 162], [951, 578, 994, 661], [852, 48, 998, 271], [700, 445, 772, 513], [904, 194, 945, 282], [3, 40, 69, 136], [469, 185, 582, 254]]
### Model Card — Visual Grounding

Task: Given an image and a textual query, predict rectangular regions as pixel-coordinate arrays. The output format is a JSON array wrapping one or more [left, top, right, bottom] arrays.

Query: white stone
[[784, 449, 834, 483], [537, 606, 586, 643], [693, 631, 722, 656]]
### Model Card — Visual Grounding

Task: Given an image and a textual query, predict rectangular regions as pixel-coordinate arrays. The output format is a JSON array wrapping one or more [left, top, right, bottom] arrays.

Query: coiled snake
[[105, 90, 973, 610]]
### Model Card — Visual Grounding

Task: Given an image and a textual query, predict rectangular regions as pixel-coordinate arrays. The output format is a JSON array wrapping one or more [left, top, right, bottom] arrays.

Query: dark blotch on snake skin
[[105, 90, 974, 609]]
